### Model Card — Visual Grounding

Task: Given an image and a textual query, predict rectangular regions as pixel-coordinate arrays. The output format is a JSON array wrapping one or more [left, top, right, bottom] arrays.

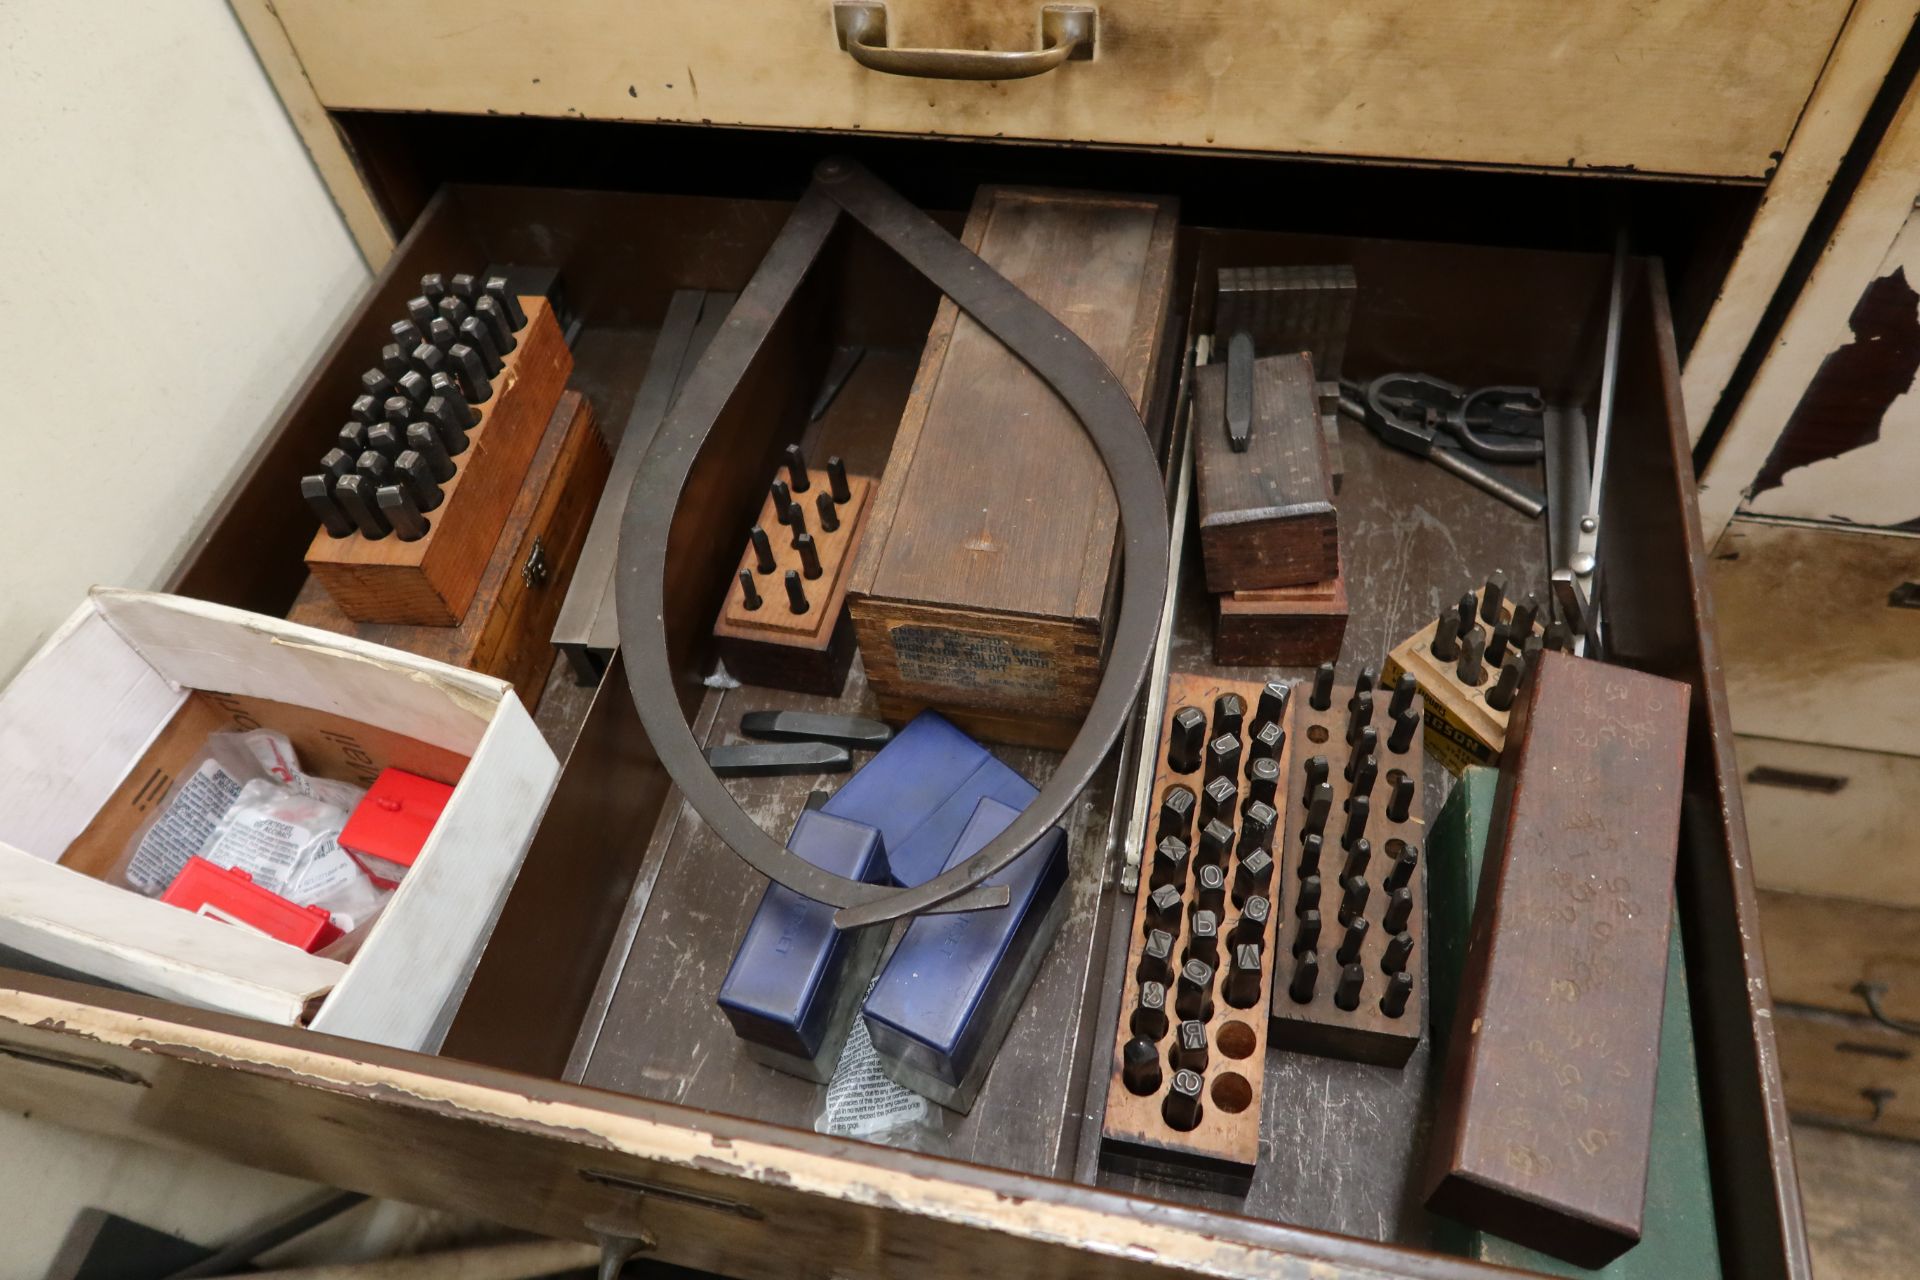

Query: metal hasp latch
[[521, 535, 549, 588], [1548, 228, 1630, 659], [616, 158, 1170, 929]]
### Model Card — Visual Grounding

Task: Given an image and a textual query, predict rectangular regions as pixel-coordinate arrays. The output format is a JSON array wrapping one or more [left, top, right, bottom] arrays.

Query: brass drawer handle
[[0, 1041, 148, 1087], [579, 1168, 765, 1220], [833, 2, 1095, 81], [1855, 981, 1920, 1037]]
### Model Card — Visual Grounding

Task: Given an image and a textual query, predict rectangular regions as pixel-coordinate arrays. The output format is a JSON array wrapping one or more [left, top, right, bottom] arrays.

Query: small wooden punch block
[[1194, 350, 1339, 594], [1215, 264, 1358, 383], [1383, 571, 1555, 776], [714, 459, 873, 696], [306, 296, 572, 626], [1101, 673, 1294, 1191], [290, 390, 608, 709], [1424, 651, 1691, 1268], [1269, 662, 1427, 1067], [1213, 555, 1349, 667]]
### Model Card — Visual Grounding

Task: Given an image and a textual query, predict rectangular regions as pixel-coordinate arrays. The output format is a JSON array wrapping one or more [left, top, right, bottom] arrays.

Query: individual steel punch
[[395, 450, 444, 512], [827, 455, 851, 503], [396, 370, 431, 408], [350, 394, 382, 426], [1197, 817, 1232, 867], [794, 533, 823, 580], [447, 343, 491, 403], [1480, 570, 1507, 624], [389, 318, 425, 352], [459, 315, 502, 376], [428, 317, 459, 355], [318, 447, 355, 485], [482, 276, 527, 330], [1431, 610, 1462, 661], [378, 484, 430, 541], [410, 342, 447, 379], [404, 423, 455, 482], [380, 343, 410, 381], [302, 475, 354, 538], [816, 490, 840, 533], [473, 294, 516, 353], [406, 295, 437, 335], [437, 295, 471, 332], [366, 423, 406, 460], [338, 422, 371, 460], [749, 525, 776, 575], [423, 395, 471, 455], [335, 474, 388, 539], [784, 442, 810, 492], [1310, 662, 1336, 711]]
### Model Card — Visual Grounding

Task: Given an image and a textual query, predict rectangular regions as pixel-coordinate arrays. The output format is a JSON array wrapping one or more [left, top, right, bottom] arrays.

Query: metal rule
[[617, 159, 1171, 928]]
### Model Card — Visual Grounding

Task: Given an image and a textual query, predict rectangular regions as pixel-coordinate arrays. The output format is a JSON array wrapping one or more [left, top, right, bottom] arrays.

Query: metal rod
[[1429, 447, 1547, 518], [1119, 368, 1195, 894], [1585, 227, 1629, 537]]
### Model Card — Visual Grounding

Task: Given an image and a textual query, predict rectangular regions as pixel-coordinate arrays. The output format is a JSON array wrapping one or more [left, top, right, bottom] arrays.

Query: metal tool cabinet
[[0, 3, 1872, 1275]]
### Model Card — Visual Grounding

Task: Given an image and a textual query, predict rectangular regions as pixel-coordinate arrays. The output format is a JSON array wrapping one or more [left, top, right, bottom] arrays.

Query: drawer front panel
[[1738, 736, 1920, 903], [0, 984, 1510, 1280], [1777, 1004, 1920, 1142], [1760, 890, 1920, 1026], [271, 0, 1847, 177], [1716, 522, 1920, 757]]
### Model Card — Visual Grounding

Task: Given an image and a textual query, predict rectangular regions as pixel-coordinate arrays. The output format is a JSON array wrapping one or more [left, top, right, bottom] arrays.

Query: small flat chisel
[[740, 710, 893, 750], [704, 741, 853, 777]]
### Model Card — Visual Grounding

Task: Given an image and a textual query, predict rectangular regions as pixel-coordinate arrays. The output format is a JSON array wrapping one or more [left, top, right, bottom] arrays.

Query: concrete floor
[[1797, 1123, 1920, 1278]]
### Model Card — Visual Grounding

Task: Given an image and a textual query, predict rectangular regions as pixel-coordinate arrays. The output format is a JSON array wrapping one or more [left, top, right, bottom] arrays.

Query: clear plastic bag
[[114, 731, 280, 895], [197, 778, 388, 933]]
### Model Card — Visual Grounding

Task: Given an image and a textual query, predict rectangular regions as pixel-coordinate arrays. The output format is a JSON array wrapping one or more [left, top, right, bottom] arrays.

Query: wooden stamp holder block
[[1383, 584, 1538, 776], [305, 297, 572, 626], [1193, 352, 1340, 593], [1268, 670, 1427, 1067], [713, 469, 872, 696], [289, 390, 607, 709], [1214, 556, 1350, 667], [1100, 673, 1293, 1189]]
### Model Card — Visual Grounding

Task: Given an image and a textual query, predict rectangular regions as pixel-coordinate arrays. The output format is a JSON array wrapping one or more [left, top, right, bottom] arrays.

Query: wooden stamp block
[[1213, 557, 1349, 667], [1193, 353, 1339, 593], [289, 390, 607, 709], [1268, 665, 1427, 1067], [1383, 578, 1544, 776], [713, 470, 872, 696], [850, 185, 1180, 750], [306, 297, 572, 626], [1428, 766, 1724, 1278], [1214, 264, 1358, 382], [1100, 673, 1293, 1190], [1423, 651, 1691, 1269]]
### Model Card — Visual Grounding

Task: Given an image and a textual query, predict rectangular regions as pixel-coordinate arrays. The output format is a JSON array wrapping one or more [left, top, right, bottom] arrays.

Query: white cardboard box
[[0, 589, 559, 1052]]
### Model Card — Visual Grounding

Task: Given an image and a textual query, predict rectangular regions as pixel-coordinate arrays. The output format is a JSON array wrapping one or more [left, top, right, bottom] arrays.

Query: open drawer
[[0, 158, 1798, 1279]]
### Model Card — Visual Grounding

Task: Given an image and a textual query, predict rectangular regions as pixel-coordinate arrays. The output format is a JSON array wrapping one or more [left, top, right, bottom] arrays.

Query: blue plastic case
[[862, 796, 1069, 1113], [716, 810, 890, 1082], [718, 711, 1043, 1081], [822, 711, 1040, 887]]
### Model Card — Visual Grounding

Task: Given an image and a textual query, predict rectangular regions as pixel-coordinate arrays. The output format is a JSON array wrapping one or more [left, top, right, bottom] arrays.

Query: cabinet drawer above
[[270, 0, 1848, 177]]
